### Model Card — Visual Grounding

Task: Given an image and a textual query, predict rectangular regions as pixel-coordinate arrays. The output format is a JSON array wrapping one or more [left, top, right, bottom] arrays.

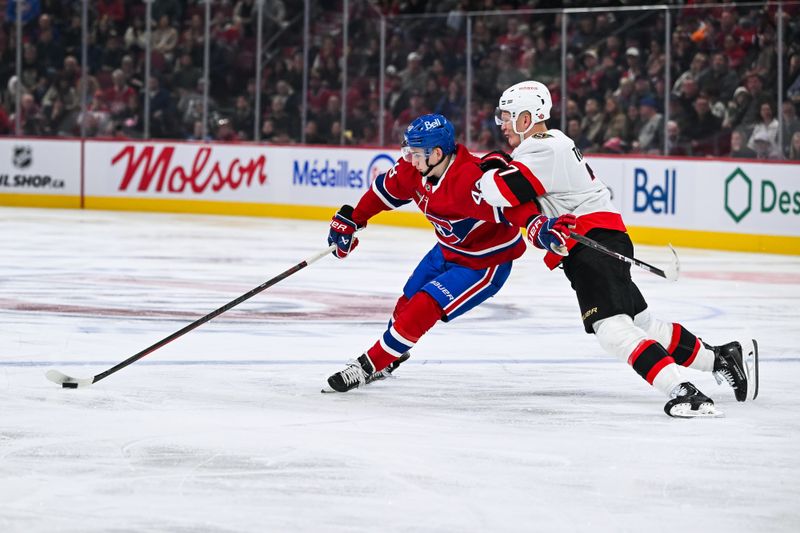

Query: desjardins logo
[[724, 168, 752, 223], [724, 166, 800, 223]]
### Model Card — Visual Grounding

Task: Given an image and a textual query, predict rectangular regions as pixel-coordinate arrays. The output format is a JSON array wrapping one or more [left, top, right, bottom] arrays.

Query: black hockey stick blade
[[46, 244, 337, 389], [569, 231, 680, 282]]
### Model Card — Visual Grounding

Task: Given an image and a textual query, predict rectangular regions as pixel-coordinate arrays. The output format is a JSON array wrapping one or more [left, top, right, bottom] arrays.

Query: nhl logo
[[13, 145, 32, 169]]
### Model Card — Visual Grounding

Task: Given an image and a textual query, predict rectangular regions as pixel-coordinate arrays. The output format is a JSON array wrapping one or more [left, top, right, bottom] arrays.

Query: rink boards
[[1, 137, 798, 254]]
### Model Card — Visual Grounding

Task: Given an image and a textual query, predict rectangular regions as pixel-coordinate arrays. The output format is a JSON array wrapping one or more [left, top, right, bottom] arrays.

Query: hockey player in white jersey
[[477, 80, 758, 418]]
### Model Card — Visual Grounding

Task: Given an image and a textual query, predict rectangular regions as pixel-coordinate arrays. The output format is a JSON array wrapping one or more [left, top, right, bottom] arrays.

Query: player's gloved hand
[[478, 150, 513, 172], [328, 205, 362, 259], [526, 214, 577, 256]]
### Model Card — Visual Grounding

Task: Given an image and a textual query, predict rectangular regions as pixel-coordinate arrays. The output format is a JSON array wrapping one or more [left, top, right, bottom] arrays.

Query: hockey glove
[[526, 214, 577, 256], [478, 150, 513, 172], [328, 204, 362, 259]]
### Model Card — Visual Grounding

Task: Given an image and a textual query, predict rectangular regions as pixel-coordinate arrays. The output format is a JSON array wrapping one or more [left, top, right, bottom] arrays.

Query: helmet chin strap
[[512, 112, 536, 144], [422, 151, 452, 182]]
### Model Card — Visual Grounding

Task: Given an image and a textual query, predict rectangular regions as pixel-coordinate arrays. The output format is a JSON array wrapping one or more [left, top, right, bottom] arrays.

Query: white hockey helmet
[[494, 80, 552, 135]]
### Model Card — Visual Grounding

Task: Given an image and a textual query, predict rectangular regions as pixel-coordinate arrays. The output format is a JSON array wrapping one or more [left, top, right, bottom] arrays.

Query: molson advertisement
[[83, 140, 400, 219]]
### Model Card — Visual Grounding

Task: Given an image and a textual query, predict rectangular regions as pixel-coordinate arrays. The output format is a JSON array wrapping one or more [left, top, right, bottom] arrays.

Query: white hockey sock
[[688, 345, 715, 372], [634, 310, 715, 372], [594, 314, 684, 397]]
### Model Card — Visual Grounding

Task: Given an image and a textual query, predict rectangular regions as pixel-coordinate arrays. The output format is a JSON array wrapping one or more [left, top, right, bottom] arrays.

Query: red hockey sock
[[366, 292, 443, 371]]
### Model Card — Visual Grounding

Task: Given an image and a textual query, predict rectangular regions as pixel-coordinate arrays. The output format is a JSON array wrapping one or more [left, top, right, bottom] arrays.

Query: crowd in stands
[[1, 0, 799, 160]]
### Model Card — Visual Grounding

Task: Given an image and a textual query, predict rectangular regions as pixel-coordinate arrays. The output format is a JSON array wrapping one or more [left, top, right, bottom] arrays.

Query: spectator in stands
[[145, 76, 173, 138], [100, 31, 125, 72], [0, 104, 9, 135], [741, 73, 772, 126], [41, 74, 76, 135], [788, 131, 800, 160], [672, 52, 708, 97], [152, 15, 178, 65], [622, 47, 643, 82], [567, 118, 591, 152], [729, 130, 756, 158], [602, 96, 626, 142], [698, 52, 738, 102], [268, 96, 295, 140], [580, 97, 605, 151], [666, 120, 690, 156], [435, 80, 465, 132], [723, 86, 751, 130], [173, 52, 202, 91], [635, 97, 663, 153], [11, 93, 45, 135], [686, 96, 722, 155], [104, 69, 135, 123], [786, 54, 800, 104], [119, 92, 142, 138], [751, 130, 778, 160], [61, 14, 82, 57], [304, 119, 325, 145], [214, 118, 236, 141], [315, 93, 341, 139], [623, 103, 641, 146], [21, 44, 45, 92], [781, 101, 800, 157], [400, 52, 426, 92], [97, 0, 125, 30], [722, 34, 746, 71], [393, 91, 428, 139], [752, 25, 777, 86], [613, 77, 635, 111], [232, 95, 253, 140], [36, 26, 62, 75], [747, 102, 780, 158], [601, 136, 628, 154]]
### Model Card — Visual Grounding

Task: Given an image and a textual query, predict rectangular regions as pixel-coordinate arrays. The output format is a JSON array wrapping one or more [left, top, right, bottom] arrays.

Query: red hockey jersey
[[352, 145, 536, 270]]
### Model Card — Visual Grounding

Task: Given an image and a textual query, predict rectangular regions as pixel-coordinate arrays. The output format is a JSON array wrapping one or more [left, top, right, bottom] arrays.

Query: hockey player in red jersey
[[322, 113, 568, 392], [477, 80, 758, 418]]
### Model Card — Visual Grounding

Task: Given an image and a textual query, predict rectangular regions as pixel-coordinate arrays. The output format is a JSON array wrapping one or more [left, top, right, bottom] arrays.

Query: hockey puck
[[62, 382, 78, 389]]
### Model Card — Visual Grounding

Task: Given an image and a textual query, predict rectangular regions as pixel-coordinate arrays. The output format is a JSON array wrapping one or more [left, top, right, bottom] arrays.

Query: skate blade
[[742, 338, 759, 401], [668, 402, 725, 419]]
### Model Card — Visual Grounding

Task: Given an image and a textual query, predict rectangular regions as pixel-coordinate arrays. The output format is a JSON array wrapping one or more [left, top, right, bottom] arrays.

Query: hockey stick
[[46, 244, 337, 389], [569, 231, 680, 282]]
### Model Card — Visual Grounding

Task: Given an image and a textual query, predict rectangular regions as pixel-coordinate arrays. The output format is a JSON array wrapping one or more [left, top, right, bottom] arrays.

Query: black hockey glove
[[478, 150, 513, 172]]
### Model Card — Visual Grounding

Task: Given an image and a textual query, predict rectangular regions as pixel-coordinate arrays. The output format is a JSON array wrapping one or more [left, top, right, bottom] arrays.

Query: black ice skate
[[365, 352, 411, 385], [324, 354, 375, 393], [707, 339, 759, 402], [664, 382, 723, 418]]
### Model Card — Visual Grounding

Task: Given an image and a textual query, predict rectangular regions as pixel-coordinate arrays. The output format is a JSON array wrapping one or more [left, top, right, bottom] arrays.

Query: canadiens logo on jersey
[[426, 212, 479, 245]]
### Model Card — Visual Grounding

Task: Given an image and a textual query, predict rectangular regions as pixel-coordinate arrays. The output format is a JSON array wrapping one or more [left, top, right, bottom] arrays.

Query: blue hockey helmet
[[401, 114, 456, 161]]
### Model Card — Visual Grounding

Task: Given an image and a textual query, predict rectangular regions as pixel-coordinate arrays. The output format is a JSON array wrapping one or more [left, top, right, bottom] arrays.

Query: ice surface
[[1, 207, 798, 532]]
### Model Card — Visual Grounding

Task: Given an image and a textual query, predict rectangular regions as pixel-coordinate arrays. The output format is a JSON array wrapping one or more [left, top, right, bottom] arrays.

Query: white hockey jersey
[[478, 129, 626, 268]]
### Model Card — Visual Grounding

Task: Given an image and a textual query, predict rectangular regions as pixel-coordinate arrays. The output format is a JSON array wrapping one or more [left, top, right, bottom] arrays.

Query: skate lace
[[670, 384, 688, 399], [715, 369, 736, 388], [339, 363, 365, 386]]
